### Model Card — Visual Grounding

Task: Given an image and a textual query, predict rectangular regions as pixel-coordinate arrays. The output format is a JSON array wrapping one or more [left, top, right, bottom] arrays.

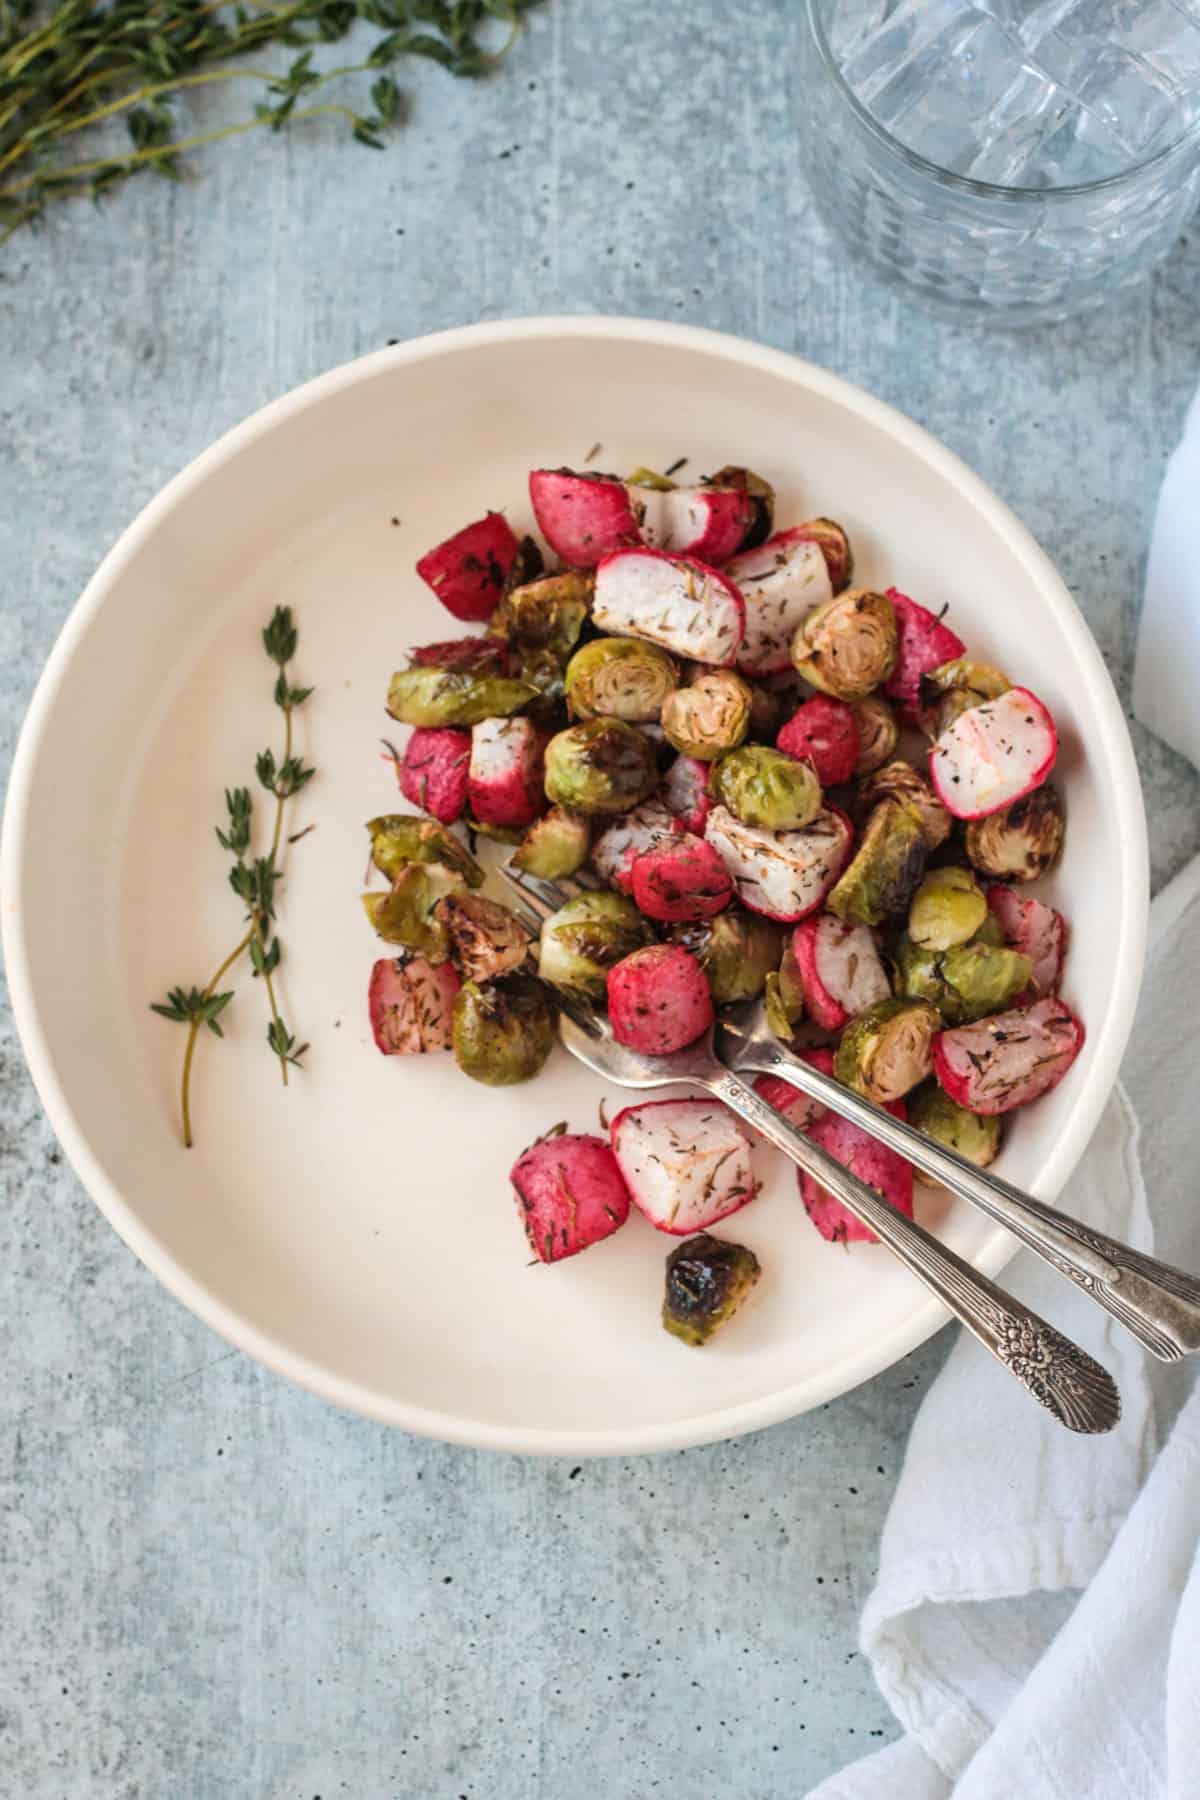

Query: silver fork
[[718, 997, 1200, 1364], [500, 863, 1120, 1436]]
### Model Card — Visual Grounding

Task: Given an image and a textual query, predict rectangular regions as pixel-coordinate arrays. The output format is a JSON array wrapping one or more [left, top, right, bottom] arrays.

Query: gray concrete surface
[[2, 2, 1198, 1794]]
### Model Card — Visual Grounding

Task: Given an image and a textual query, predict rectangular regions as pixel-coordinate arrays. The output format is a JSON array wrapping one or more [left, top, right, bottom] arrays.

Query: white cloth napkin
[[805, 851, 1200, 1800], [1132, 387, 1200, 766]]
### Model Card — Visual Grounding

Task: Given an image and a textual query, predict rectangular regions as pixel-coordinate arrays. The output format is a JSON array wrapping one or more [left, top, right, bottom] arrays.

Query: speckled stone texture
[[1, 2, 1198, 1793]]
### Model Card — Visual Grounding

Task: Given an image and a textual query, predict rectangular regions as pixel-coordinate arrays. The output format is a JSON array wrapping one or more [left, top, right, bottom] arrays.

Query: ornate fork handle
[[709, 1069, 1121, 1435], [733, 1036, 1200, 1364]]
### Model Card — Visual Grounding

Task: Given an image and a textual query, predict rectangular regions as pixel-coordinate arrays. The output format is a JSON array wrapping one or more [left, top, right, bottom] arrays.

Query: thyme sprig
[[1, 0, 543, 244], [151, 605, 314, 1147]]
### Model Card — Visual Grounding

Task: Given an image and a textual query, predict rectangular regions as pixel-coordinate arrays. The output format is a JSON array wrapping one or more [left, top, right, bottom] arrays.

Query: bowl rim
[[0, 314, 1149, 1455]]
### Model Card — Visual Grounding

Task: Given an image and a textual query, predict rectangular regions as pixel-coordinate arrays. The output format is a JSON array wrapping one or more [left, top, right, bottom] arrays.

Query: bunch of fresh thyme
[[0, 0, 543, 244], [152, 605, 315, 1147]]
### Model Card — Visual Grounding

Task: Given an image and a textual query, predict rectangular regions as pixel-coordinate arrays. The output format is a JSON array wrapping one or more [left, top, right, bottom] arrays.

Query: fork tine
[[498, 860, 573, 920], [499, 861, 606, 1040]]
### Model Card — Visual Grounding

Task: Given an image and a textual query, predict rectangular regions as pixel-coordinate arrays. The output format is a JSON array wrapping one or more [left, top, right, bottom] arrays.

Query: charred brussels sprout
[[662, 1232, 762, 1346], [908, 1084, 1001, 1170], [834, 997, 940, 1103], [791, 588, 897, 700], [667, 909, 784, 1004], [543, 718, 659, 815], [940, 942, 1032, 1016], [965, 785, 1065, 883], [489, 571, 592, 659], [661, 669, 753, 760], [857, 760, 952, 850], [908, 866, 988, 953], [511, 806, 592, 879], [711, 745, 822, 832], [452, 972, 556, 1086], [706, 464, 775, 550], [849, 695, 899, 776], [828, 800, 927, 928], [434, 893, 531, 984], [362, 863, 466, 960], [366, 814, 484, 888], [538, 891, 651, 1000], [387, 666, 538, 728], [916, 658, 1010, 739], [565, 637, 678, 723]]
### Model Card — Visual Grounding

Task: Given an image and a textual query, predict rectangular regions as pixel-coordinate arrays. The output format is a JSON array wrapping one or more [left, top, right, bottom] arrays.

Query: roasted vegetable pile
[[363, 459, 1079, 1346]]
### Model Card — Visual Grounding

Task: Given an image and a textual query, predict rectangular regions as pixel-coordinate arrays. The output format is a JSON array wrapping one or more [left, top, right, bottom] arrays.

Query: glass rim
[[804, 0, 1200, 203]]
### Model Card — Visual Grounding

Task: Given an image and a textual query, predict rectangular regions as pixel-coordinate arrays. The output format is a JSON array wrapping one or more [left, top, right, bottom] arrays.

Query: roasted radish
[[777, 695, 859, 787], [662, 754, 713, 835], [704, 804, 853, 922], [591, 796, 682, 893], [416, 512, 522, 622], [631, 836, 734, 923], [637, 483, 758, 564], [883, 588, 966, 726], [511, 1131, 631, 1264], [529, 469, 642, 567], [929, 686, 1058, 820], [611, 1098, 759, 1234], [368, 956, 461, 1054], [793, 915, 891, 1032], [468, 716, 546, 830], [395, 727, 471, 825], [932, 996, 1084, 1115], [987, 886, 1067, 997], [726, 530, 833, 676], [800, 1102, 913, 1244], [593, 547, 746, 666], [752, 1046, 836, 1133], [607, 943, 714, 1055]]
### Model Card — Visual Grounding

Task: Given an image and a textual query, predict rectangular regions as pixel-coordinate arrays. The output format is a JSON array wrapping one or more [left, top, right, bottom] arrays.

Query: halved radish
[[529, 469, 642, 567], [792, 915, 891, 1032], [726, 531, 833, 676], [932, 996, 1083, 1116], [591, 797, 683, 894], [416, 513, 522, 623], [593, 548, 746, 666], [704, 804, 853, 923], [987, 886, 1067, 998], [636, 484, 757, 564], [777, 695, 859, 786], [883, 589, 966, 727], [631, 836, 733, 923], [800, 1101, 913, 1244], [607, 944, 715, 1055], [929, 686, 1057, 821], [468, 716, 546, 830], [611, 1098, 759, 1235], [511, 1132, 631, 1264], [662, 754, 712, 835], [368, 956, 460, 1054], [752, 1047, 836, 1134]]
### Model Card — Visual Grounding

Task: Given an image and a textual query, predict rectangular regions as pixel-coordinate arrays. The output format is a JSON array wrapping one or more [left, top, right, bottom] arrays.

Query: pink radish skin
[[468, 717, 546, 830], [662, 755, 713, 835], [777, 696, 859, 787], [800, 1101, 913, 1244], [611, 1098, 759, 1235], [416, 513, 521, 623], [987, 886, 1068, 998], [607, 944, 714, 1056], [631, 836, 734, 923], [397, 727, 472, 824], [593, 547, 746, 666], [529, 469, 642, 567], [793, 914, 891, 1032], [933, 996, 1084, 1116], [726, 531, 834, 676], [592, 798, 683, 894], [929, 686, 1058, 820], [510, 1133, 632, 1264], [637, 485, 757, 565], [368, 957, 461, 1054], [704, 804, 854, 923], [883, 589, 966, 727], [752, 1048, 836, 1133]]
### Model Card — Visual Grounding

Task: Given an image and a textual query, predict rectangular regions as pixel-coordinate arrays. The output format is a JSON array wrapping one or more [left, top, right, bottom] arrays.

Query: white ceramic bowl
[[1, 318, 1147, 1455]]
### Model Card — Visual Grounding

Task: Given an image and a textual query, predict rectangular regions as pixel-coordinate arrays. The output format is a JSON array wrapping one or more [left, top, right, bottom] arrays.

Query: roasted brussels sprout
[[747, 680, 785, 743], [538, 890, 652, 1000], [366, 814, 484, 888], [778, 939, 805, 1022], [361, 862, 466, 960], [907, 1084, 1002, 1170], [489, 571, 592, 658], [667, 908, 784, 1004], [625, 464, 677, 491], [849, 695, 899, 776], [565, 637, 678, 722], [908, 866, 988, 953], [790, 588, 897, 700], [940, 942, 1033, 1016], [434, 892, 531, 983], [893, 934, 963, 1022], [764, 967, 802, 1042], [387, 666, 538, 729], [705, 464, 775, 550], [662, 1232, 762, 1347], [834, 997, 940, 1103], [661, 668, 753, 760], [511, 806, 592, 879], [964, 785, 1065, 883], [543, 718, 659, 815], [828, 800, 927, 928], [452, 972, 556, 1086], [916, 658, 1010, 739], [857, 759, 952, 850], [711, 744, 822, 832]]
